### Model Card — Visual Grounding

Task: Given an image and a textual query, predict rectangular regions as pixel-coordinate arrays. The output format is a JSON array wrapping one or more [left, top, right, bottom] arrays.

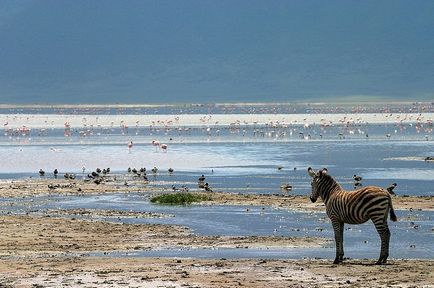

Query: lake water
[[0, 140, 432, 196], [0, 107, 433, 260]]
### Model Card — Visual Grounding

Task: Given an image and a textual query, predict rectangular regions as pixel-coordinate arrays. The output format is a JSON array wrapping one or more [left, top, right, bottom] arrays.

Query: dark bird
[[102, 169, 107, 175], [277, 166, 283, 171], [53, 169, 58, 177], [168, 168, 174, 174], [354, 182, 363, 187], [198, 175, 205, 182], [280, 183, 293, 191], [68, 174, 76, 180], [152, 167, 158, 174], [39, 169, 45, 176], [132, 168, 138, 174], [140, 167, 146, 173], [106, 168, 110, 173], [204, 182, 213, 192], [353, 175, 362, 182], [64, 173, 70, 179], [94, 178, 102, 185], [387, 183, 397, 195], [96, 168, 102, 173], [91, 171, 99, 177], [128, 167, 132, 173]]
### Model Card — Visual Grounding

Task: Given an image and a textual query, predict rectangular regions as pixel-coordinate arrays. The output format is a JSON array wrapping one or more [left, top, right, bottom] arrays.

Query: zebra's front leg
[[374, 221, 390, 265], [332, 219, 344, 264]]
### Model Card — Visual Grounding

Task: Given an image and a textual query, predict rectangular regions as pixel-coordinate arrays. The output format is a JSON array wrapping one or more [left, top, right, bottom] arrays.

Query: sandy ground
[[0, 215, 432, 288], [0, 177, 433, 287], [0, 257, 433, 288], [0, 215, 327, 257]]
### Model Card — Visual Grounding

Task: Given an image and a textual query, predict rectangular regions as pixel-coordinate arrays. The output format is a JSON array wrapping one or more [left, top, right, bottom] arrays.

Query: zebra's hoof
[[375, 259, 387, 265]]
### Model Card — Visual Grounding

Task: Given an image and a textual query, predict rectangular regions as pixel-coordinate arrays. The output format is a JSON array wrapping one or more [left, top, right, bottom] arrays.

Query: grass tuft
[[150, 192, 211, 205]]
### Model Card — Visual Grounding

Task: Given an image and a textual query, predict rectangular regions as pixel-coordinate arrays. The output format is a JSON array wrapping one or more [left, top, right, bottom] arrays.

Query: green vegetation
[[150, 192, 212, 205]]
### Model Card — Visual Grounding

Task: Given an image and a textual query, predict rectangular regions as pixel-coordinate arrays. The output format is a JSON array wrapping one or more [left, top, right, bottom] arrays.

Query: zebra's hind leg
[[332, 220, 344, 264], [373, 220, 390, 265]]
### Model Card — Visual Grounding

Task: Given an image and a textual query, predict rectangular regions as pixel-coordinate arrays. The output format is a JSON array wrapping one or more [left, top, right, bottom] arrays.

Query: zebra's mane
[[319, 172, 343, 191]]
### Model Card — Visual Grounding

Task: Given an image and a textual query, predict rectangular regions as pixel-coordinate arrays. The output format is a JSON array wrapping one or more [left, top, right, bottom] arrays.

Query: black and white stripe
[[308, 167, 397, 265]]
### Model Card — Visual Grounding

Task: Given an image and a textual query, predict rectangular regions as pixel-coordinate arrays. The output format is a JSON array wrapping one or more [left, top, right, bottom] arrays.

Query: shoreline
[[2, 112, 434, 129], [0, 101, 430, 107], [1, 178, 432, 211]]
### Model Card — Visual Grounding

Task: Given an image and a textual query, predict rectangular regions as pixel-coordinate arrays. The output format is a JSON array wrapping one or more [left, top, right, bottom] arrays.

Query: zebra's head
[[307, 167, 328, 203]]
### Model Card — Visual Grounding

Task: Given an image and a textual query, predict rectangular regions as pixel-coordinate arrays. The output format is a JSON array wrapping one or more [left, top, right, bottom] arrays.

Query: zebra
[[307, 167, 397, 265]]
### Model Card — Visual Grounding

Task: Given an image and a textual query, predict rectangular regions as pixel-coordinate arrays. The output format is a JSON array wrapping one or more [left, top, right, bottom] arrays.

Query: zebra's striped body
[[308, 167, 397, 264]]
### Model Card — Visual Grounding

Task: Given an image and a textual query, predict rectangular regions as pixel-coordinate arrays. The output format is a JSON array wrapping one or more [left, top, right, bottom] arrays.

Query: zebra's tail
[[388, 195, 398, 222]]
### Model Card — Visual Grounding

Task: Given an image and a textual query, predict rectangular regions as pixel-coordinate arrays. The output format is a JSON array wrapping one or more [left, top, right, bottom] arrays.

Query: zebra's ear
[[308, 167, 316, 177], [318, 168, 328, 177]]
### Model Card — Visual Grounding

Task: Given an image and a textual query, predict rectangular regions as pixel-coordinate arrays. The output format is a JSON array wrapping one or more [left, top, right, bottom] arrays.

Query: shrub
[[150, 192, 211, 205]]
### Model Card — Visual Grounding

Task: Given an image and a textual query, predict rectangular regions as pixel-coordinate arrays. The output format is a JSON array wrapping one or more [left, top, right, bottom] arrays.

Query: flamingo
[[152, 140, 160, 152], [160, 143, 168, 152], [128, 141, 133, 152]]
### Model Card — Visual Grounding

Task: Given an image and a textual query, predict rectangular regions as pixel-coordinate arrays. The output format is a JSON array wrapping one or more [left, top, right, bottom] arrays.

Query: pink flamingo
[[160, 143, 168, 152], [152, 140, 160, 152], [64, 122, 71, 137]]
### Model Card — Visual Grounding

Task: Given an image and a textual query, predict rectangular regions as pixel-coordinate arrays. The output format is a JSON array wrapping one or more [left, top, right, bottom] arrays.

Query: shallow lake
[[1, 193, 432, 260], [0, 139, 433, 196], [0, 111, 433, 260]]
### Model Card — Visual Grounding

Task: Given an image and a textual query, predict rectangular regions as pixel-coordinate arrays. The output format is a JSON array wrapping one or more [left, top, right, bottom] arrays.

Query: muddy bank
[[0, 256, 432, 288], [1, 178, 432, 211], [0, 215, 328, 257], [0, 214, 431, 287], [0, 179, 432, 287]]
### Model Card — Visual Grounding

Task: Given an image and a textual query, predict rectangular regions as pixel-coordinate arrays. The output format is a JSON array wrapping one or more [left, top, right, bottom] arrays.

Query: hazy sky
[[0, 0, 433, 104]]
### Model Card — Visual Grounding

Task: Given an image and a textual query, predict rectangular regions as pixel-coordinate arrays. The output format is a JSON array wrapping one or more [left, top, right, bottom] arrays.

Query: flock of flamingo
[[127, 139, 169, 153]]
